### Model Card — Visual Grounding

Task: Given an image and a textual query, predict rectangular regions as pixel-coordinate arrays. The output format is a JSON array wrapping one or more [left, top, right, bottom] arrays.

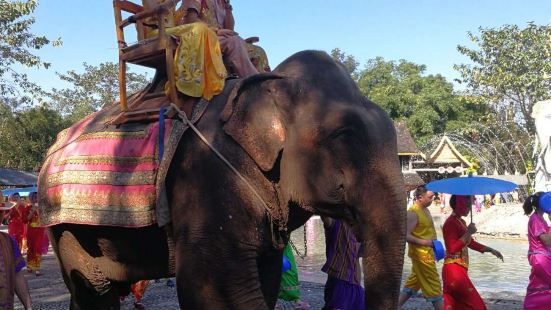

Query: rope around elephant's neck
[[169, 103, 288, 249]]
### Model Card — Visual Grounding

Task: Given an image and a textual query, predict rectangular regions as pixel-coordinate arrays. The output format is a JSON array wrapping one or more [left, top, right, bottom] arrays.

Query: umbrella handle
[[469, 196, 474, 224]]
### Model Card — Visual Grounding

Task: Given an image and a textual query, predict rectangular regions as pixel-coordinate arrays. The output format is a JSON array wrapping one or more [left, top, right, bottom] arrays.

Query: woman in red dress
[[442, 195, 504, 310], [6, 193, 28, 251], [25, 192, 46, 276]]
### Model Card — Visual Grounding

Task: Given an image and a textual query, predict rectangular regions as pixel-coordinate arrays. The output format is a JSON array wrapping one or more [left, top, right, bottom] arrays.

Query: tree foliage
[[356, 57, 491, 145], [0, 62, 148, 170], [454, 23, 551, 134], [0, 105, 68, 170], [0, 0, 61, 102], [46, 62, 149, 123], [330, 48, 359, 79], [0, 2, 147, 170]]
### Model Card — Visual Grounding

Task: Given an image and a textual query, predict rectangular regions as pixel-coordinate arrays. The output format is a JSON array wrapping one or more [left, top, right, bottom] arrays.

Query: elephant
[[41, 50, 406, 309]]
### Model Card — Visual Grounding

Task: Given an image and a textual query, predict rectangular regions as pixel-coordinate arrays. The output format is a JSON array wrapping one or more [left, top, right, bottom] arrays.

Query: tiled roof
[[394, 122, 420, 155], [0, 168, 37, 186], [427, 136, 472, 167]]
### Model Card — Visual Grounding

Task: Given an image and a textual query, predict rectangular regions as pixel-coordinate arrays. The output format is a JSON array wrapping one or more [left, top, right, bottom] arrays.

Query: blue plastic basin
[[432, 240, 445, 261]]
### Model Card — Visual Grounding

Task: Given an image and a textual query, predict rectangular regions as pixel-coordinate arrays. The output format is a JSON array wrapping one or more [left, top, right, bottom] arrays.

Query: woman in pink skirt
[[523, 192, 551, 310]]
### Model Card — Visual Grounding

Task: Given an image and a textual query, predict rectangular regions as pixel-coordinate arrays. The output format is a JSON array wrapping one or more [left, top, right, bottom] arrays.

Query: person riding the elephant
[[181, 0, 261, 77], [138, 0, 228, 101], [140, 0, 269, 104], [398, 185, 443, 310]]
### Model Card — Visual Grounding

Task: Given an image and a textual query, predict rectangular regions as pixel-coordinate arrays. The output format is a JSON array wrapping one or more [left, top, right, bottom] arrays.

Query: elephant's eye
[[328, 127, 356, 141]]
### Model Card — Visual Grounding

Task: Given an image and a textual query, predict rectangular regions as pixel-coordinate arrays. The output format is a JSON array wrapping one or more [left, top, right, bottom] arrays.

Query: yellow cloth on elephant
[[165, 22, 227, 100]]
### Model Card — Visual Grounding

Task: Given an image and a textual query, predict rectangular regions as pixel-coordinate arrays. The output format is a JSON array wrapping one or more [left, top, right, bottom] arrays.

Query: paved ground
[[13, 250, 524, 309]]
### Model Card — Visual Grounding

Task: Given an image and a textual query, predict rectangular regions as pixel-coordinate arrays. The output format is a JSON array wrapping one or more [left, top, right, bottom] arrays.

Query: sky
[[24, 0, 551, 91]]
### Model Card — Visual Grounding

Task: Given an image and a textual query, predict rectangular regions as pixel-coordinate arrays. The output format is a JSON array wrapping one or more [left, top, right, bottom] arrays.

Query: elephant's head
[[220, 50, 406, 309]]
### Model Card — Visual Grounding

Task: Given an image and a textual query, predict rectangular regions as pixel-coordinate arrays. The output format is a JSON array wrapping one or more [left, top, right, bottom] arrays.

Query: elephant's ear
[[220, 73, 287, 172]]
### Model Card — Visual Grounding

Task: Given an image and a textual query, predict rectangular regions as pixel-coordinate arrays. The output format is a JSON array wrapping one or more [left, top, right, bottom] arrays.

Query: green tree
[[330, 48, 359, 80], [0, 105, 68, 170], [0, 0, 61, 103], [454, 23, 551, 134], [357, 57, 491, 145], [46, 62, 149, 123]]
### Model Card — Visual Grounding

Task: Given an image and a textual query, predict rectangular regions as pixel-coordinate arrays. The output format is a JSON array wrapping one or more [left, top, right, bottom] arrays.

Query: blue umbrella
[[426, 175, 517, 196], [426, 174, 518, 222]]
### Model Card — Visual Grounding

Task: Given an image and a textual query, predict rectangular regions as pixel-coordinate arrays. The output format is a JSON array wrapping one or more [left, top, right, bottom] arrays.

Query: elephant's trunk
[[359, 166, 406, 309]]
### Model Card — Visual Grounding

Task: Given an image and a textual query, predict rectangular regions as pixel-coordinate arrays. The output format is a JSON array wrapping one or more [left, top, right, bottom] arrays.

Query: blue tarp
[[1, 186, 37, 197], [0, 168, 37, 186]]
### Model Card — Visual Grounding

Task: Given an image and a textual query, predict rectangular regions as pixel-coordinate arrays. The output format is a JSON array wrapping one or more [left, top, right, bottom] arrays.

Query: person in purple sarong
[[522, 192, 551, 310], [181, 0, 259, 78], [0, 201, 32, 310], [321, 217, 365, 310]]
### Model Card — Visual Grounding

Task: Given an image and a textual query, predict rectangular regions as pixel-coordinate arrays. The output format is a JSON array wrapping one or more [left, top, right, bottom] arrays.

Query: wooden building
[[414, 135, 473, 182], [394, 122, 424, 190]]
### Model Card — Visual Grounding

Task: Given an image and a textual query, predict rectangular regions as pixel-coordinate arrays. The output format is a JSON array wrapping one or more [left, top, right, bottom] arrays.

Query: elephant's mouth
[[343, 204, 364, 242]]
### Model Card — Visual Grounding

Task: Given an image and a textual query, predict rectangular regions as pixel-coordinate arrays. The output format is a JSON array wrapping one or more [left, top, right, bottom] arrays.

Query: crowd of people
[[416, 191, 521, 215], [4, 192, 49, 277], [0, 192, 40, 310], [0, 188, 548, 309], [398, 185, 551, 310]]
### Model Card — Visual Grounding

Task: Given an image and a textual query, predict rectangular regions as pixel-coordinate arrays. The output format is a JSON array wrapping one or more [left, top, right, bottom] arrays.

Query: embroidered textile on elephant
[[38, 100, 209, 228]]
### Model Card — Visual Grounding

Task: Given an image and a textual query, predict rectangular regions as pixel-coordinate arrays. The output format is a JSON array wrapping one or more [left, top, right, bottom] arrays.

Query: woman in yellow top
[[398, 186, 443, 310]]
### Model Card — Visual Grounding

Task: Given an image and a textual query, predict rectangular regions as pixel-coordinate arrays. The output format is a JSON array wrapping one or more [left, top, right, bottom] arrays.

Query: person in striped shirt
[[321, 217, 364, 310]]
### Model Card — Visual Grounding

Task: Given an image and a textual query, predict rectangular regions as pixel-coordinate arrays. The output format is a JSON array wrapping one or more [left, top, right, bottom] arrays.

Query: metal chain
[[289, 225, 308, 259]]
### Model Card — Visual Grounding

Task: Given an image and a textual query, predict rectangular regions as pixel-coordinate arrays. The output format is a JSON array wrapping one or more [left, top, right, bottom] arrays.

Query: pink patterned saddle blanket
[[38, 109, 187, 228]]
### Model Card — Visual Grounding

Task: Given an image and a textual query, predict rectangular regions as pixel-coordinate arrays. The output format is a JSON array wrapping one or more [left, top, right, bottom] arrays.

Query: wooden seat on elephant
[[112, 0, 191, 124]]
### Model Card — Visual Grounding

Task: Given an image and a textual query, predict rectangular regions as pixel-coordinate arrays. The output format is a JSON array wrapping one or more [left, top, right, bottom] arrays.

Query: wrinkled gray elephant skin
[[44, 50, 406, 310]]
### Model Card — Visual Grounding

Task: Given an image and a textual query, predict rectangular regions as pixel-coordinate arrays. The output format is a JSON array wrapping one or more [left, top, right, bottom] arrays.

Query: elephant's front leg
[[258, 250, 283, 309], [175, 241, 270, 309]]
